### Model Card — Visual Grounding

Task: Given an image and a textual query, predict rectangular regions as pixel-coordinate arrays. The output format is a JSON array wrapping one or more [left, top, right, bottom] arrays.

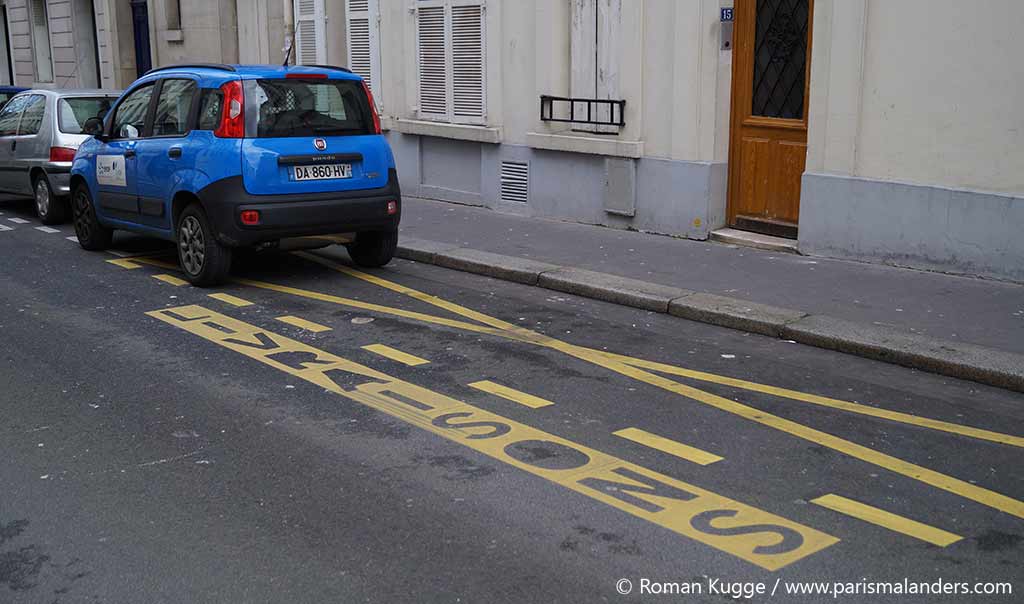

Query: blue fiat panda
[[70, 64, 400, 286]]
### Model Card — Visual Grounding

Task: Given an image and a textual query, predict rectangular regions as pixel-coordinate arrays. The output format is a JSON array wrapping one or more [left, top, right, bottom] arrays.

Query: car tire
[[347, 230, 398, 268], [72, 183, 113, 251], [35, 175, 66, 225], [177, 203, 232, 287]]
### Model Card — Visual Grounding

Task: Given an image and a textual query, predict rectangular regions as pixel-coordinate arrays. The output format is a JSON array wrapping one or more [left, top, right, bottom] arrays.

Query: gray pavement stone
[[432, 247, 559, 285], [668, 293, 808, 337], [396, 237, 462, 264], [538, 267, 693, 313]]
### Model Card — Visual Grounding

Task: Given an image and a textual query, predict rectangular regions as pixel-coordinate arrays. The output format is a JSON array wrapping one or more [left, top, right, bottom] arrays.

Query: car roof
[[139, 63, 362, 86], [14, 88, 121, 99]]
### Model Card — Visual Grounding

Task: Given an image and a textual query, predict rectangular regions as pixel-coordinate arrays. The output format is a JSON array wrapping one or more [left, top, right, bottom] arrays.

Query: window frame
[[107, 81, 159, 141], [27, 0, 54, 83], [414, 0, 487, 126], [149, 78, 200, 139], [0, 95, 32, 137]]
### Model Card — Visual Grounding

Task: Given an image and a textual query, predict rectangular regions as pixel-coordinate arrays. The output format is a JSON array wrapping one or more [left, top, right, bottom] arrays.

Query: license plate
[[292, 163, 352, 181]]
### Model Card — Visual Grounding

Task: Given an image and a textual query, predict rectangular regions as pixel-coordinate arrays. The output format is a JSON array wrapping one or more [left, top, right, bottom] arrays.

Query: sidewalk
[[396, 197, 1024, 391]]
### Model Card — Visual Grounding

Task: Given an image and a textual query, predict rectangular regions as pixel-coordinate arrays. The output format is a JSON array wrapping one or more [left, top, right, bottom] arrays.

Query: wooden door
[[726, 0, 813, 239]]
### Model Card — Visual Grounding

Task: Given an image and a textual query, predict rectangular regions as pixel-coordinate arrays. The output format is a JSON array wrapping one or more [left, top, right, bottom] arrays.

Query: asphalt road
[[1, 199, 1022, 603]]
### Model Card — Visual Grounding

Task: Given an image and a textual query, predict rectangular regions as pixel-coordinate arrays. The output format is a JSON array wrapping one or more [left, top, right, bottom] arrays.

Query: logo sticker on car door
[[97, 155, 126, 187]]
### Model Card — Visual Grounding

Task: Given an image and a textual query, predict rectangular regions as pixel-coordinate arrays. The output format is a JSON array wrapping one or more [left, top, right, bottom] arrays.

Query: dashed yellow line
[[207, 293, 254, 307], [362, 344, 430, 366], [276, 315, 332, 333], [810, 494, 962, 547], [152, 274, 189, 287], [468, 380, 555, 409], [613, 427, 723, 466], [107, 258, 143, 269]]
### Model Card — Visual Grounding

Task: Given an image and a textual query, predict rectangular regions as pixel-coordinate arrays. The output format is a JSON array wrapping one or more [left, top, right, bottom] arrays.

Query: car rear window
[[59, 97, 117, 134], [243, 78, 374, 138]]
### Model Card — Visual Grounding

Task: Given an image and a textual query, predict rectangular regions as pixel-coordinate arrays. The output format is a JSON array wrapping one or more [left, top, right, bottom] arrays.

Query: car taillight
[[215, 80, 245, 138], [361, 80, 382, 135], [240, 210, 260, 225], [386, 200, 398, 215], [49, 146, 76, 162]]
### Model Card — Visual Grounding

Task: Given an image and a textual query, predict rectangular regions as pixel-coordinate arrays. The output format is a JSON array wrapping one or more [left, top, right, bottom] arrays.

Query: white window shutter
[[450, 3, 485, 121], [346, 0, 381, 100], [416, 2, 448, 119], [294, 0, 326, 65]]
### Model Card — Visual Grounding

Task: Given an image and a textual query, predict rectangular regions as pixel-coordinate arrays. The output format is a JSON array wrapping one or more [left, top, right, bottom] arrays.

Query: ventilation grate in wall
[[500, 161, 529, 203]]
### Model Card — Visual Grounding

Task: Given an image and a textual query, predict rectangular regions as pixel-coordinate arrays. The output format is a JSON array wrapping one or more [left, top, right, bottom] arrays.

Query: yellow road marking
[[148, 305, 838, 570], [810, 494, 962, 547], [207, 293, 254, 307], [152, 274, 189, 287], [107, 258, 143, 269], [297, 253, 1024, 520], [130, 253, 1024, 520], [469, 380, 555, 409], [613, 427, 723, 466], [363, 343, 430, 366], [276, 316, 332, 333]]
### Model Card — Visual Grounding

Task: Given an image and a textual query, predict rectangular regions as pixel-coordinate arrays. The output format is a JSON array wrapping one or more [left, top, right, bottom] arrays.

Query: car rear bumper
[[198, 169, 401, 247]]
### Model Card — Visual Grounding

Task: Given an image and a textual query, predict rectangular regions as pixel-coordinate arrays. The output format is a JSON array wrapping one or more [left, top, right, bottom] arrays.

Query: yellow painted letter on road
[[147, 305, 838, 570]]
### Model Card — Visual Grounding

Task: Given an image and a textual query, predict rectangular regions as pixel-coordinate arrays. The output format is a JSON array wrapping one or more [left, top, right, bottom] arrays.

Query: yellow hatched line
[[208, 293, 254, 307], [362, 344, 430, 366], [107, 258, 143, 269], [613, 427, 723, 466], [276, 315, 332, 333], [152, 274, 189, 287], [811, 494, 962, 547], [469, 380, 555, 409]]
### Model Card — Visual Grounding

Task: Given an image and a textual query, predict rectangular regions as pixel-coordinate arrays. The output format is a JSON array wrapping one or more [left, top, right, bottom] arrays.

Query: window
[[18, 95, 45, 135], [58, 97, 117, 134], [196, 89, 223, 131], [29, 0, 53, 83], [111, 84, 155, 139], [165, 0, 182, 30], [294, 0, 326, 64], [415, 0, 485, 124], [0, 95, 31, 136], [152, 79, 197, 136], [243, 79, 374, 138], [570, 0, 621, 131], [346, 0, 381, 100]]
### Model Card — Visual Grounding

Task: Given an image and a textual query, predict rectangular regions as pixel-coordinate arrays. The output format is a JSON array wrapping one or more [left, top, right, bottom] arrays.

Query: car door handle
[[10, 140, 15, 151], [123, 149, 136, 158], [168, 147, 182, 159]]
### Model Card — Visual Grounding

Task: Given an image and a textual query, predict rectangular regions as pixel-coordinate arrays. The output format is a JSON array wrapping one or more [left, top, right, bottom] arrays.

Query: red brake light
[[240, 210, 260, 225], [286, 72, 327, 79], [386, 200, 398, 215], [215, 80, 244, 138], [49, 146, 76, 162], [361, 80, 382, 135]]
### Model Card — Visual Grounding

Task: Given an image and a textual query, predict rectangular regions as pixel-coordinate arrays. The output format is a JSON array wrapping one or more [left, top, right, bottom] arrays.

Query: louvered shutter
[[294, 0, 326, 65], [416, 1, 448, 119], [450, 2, 485, 121], [346, 0, 381, 100]]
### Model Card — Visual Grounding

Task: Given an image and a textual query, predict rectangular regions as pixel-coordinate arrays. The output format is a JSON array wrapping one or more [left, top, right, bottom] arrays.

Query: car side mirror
[[83, 117, 104, 138]]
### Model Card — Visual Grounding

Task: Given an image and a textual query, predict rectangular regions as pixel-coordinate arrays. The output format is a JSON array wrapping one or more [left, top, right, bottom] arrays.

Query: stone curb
[[395, 239, 1024, 393]]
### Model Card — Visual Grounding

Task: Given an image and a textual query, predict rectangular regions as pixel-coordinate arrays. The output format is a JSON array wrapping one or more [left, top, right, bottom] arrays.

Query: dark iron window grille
[[540, 95, 625, 128]]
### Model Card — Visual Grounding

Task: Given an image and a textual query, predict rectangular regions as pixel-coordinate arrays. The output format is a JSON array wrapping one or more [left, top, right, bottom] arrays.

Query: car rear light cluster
[[49, 146, 76, 162], [386, 200, 398, 215], [240, 210, 260, 225], [362, 81, 382, 135], [215, 80, 245, 138]]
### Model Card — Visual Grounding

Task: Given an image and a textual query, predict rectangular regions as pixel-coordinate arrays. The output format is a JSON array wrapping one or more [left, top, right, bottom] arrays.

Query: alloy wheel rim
[[35, 180, 49, 216], [73, 192, 90, 240], [179, 216, 205, 275]]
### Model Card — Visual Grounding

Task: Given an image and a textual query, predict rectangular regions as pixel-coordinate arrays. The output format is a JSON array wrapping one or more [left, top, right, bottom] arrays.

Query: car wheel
[[35, 175, 66, 225], [347, 230, 398, 268], [72, 183, 113, 251], [177, 203, 232, 287]]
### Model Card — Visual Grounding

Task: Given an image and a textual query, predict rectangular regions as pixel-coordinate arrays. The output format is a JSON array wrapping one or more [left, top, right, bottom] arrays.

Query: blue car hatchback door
[[70, 63, 401, 286]]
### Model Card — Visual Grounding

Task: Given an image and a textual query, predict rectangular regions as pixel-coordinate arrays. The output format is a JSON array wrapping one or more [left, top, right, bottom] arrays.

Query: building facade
[[3, 0, 1021, 282]]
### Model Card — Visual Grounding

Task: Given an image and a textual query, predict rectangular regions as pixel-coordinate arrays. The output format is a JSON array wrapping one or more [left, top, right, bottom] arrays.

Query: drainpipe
[[282, 0, 295, 65]]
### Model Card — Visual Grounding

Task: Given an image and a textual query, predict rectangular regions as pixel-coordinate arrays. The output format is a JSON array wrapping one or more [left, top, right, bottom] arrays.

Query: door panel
[[727, 0, 813, 238]]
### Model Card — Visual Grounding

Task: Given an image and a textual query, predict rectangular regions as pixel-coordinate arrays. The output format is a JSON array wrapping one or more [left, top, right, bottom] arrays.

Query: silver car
[[0, 89, 120, 224]]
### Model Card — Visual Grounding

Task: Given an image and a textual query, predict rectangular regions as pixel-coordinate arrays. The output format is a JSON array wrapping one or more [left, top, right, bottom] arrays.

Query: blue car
[[70, 63, 400, 286]]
